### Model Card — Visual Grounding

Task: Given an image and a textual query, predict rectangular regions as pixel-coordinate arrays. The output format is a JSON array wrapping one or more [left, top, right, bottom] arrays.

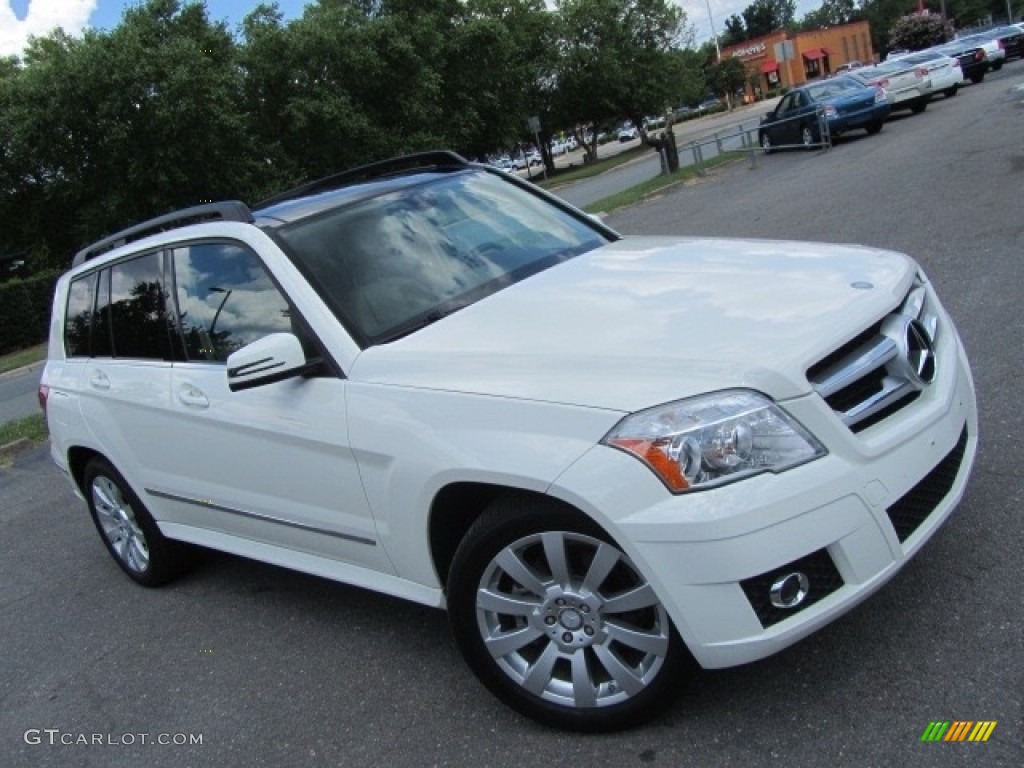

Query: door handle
[[89, 370, 110, 390], [177, 384, 210, 409]]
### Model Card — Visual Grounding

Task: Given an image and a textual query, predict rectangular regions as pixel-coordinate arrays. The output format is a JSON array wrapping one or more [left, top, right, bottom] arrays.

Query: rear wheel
[[83, 457, 191, 587], [992, 62, 1003, 71], [970, 71, 984, 84], [866, 120, 884, 135], [944, 84, 958, 98], [910, 97, 928, 114], [759, 131, 773, 154], [447, 496, 693, 731]]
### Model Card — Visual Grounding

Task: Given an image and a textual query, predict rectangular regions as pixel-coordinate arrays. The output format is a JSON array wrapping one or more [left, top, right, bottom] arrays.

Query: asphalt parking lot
[[2, 69, 1022, 767]]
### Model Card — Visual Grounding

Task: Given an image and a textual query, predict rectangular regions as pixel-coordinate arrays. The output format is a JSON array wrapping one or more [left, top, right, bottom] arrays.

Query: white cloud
[[1, 0, 98, 57]]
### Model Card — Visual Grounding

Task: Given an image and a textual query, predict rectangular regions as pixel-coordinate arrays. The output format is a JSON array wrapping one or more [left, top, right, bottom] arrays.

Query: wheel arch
[[67, 445, 106, 494], [429, 483, 591, 591]]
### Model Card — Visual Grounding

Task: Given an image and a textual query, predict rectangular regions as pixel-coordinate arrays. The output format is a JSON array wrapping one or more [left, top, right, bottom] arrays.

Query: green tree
[[742, 0, 796, 39], [1, 0, 259, 268], [705, 56, 747, 105], [723, 15, 747, 45], [799, 0, 861, 31], [888, 13, 954, 52], [551, 0, 694, 163]]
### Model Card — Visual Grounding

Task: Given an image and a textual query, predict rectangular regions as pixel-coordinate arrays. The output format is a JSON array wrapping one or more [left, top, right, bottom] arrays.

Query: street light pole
[[705, 0, 733, 110]]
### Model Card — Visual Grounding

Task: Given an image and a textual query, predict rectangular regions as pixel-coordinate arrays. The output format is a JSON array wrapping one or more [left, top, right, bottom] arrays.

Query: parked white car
[[40, 151, 977, 731], [618, 123, 639, 141], [890, 50, 964, 99], [849, 59, 931, 114]]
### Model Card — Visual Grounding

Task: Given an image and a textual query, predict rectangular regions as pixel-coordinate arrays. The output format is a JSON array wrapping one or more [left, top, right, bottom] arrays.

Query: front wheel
[[866, 120, 884, 135], [970, 72, 984, 84], [910, 97, 928, 114], [944, 84, 958, 98], [447, 497, 693, 731]]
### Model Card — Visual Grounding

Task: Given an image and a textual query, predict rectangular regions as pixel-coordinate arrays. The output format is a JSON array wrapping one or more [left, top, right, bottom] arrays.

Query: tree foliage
[[0, 0, 706, 276], [742, 0, 797, 39], [888, 13, 954, 52]]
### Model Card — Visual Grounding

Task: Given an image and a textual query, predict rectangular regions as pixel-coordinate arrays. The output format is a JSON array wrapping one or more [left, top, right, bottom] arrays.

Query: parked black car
[[970, 25, 1024, 60], [933, 40, 989, 84]]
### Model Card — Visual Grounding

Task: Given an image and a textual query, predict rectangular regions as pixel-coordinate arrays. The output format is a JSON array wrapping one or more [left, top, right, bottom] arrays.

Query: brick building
[[721, 22, 875, 101]]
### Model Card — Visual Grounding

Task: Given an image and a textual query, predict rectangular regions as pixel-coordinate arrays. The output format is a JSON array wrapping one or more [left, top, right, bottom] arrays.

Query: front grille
[[740, 548, 845, 628], [886, 425, 969, 543], [807, 281, 938, 433]]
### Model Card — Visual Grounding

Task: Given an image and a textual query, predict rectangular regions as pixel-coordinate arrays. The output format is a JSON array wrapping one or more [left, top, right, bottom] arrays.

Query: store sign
[[731, 42, 766, 59]]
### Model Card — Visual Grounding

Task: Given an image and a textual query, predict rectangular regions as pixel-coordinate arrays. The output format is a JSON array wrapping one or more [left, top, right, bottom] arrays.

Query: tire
[[944, 84, 958, 98], [866, 120, 884, 136], [447, 496, 694, 731], [83, 457, 191, 587], [910, 97, 928, 114], [992, 62, 1002, 72], [800, 125, 817, 149], [970, 72, 984, 84], [759, 131, 773, 154]]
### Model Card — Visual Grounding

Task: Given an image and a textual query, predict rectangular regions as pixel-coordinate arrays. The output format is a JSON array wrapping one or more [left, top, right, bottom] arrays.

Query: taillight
[[37, 385, 49, 415], [975, 50, 986, 61]]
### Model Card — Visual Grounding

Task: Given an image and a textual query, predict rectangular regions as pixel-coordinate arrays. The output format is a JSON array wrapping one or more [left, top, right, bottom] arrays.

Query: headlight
[[601, 390, 826, 493]]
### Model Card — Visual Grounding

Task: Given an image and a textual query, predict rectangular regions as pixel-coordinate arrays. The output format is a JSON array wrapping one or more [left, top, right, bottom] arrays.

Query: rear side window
[[108, 252, 172, 360], [64, 272, 97, 357], [171, 242, 292, 362]]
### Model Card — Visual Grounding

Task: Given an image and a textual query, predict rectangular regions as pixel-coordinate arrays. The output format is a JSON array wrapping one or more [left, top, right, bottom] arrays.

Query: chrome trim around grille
[[808, 279, 940, 432]]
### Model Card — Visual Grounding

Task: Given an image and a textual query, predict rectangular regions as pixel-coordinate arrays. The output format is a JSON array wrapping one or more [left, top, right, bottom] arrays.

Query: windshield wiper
[[373, 304, 467, 344]]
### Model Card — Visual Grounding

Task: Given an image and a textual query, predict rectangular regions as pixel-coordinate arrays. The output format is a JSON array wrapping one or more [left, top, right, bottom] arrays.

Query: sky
[[2, 0, 824, 59]]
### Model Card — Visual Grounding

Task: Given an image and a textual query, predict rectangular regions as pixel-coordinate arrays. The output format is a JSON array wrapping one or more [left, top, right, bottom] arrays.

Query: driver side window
[[171, 242, 293, 363]]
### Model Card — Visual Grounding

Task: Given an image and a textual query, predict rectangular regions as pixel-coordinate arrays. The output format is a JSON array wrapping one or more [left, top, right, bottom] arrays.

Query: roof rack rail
[[254, 150, 472, 209], [72, 201, 254, 268]]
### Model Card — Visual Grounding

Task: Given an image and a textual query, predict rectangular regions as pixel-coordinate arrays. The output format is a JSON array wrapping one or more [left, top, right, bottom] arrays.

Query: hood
[[348, 236, 918, 412]]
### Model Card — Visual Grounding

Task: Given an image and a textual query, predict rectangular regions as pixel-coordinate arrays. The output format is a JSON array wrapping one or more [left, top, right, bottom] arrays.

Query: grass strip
[[0, 343, 47, 376], [582, 154, 739, 215]]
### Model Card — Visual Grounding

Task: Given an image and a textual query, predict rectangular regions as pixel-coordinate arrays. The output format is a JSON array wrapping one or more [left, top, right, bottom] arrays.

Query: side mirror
[[226, 333, 315, 392]]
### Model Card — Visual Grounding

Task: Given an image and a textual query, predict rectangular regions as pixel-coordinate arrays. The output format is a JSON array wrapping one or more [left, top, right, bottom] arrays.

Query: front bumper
[[550, 327, 977, 669]]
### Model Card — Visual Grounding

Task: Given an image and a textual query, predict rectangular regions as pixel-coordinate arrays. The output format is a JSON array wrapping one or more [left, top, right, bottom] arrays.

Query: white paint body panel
[[42, 225, 977, 668]]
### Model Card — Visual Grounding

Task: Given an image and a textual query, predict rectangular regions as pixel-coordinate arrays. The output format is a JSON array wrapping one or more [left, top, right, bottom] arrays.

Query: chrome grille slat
[[813, 337, 898, 398], [808, 280, 940, 433], [839, 376, 916, 426]]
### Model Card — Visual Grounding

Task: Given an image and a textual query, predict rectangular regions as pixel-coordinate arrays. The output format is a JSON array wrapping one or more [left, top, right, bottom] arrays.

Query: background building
[[722, 22, 875, 101]]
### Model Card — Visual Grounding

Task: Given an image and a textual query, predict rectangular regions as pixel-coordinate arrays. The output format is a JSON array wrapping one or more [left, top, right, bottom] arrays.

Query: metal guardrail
[[667, 108, 831, 176]]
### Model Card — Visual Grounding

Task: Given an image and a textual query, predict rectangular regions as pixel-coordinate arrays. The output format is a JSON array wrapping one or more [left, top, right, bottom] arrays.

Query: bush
[[0, 270, 60, 355]]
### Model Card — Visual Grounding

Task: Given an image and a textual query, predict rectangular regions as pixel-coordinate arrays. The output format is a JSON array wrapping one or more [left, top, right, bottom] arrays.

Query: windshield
[[276, 170, 608, 344], [806, 78, 863, 100]]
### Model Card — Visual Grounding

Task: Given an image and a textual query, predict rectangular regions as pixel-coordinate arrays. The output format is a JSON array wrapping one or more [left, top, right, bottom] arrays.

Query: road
[[552, 101, 778, 210], [2, 69, 1022, 768], [0, 365, 42, 426]]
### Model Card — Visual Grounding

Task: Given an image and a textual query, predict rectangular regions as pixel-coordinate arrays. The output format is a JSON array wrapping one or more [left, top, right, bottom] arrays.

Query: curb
[[0, 360, 45, 382]]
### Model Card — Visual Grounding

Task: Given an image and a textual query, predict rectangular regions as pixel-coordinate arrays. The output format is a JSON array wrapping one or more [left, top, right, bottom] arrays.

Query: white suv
[[41, 151, 977, 731]]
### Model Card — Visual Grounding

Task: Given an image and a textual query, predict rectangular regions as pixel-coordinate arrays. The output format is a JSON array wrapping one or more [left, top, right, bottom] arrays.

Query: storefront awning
[[802, 49, 824, 61], [760, 61, 779, 74]]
